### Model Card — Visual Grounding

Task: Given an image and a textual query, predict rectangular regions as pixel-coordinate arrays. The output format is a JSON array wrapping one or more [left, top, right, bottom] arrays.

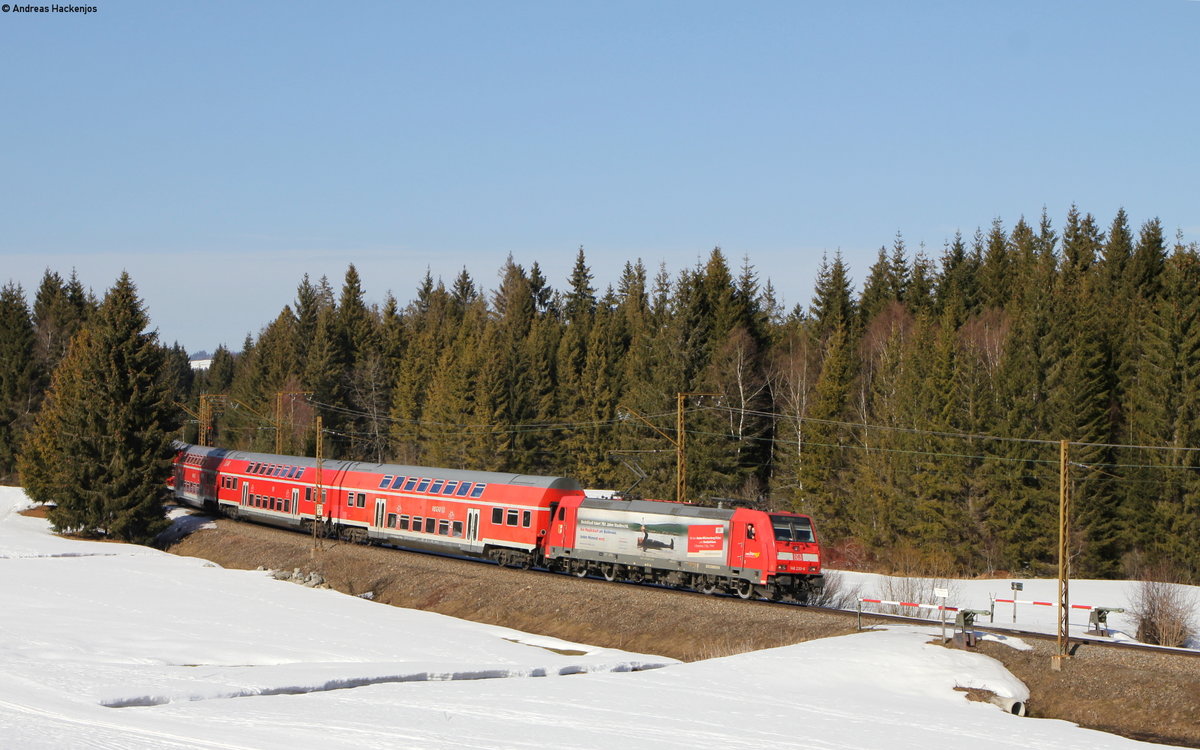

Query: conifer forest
[[2, 206, 1199, 581]]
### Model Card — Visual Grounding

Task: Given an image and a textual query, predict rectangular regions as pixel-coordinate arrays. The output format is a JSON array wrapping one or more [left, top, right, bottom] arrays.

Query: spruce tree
[[0, 283, 40, 484], [19, 273, 179, 543]]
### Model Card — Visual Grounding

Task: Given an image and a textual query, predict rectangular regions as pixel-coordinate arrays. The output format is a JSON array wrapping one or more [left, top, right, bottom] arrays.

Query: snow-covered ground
[[1, 487, 1192, 749]]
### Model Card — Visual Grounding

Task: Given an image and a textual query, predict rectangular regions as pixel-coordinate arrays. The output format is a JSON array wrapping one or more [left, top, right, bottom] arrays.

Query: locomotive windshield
[[769, 514, 814, 543]]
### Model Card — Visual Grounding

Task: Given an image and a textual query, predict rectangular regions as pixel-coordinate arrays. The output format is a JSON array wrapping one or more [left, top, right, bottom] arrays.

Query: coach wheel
[[601, 564, 617, 582], [735, 580, 754, 599]]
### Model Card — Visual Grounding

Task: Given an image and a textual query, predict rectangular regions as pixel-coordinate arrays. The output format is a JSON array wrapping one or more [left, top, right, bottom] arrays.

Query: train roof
[[175, 443, 581, 491], [578, 497, 736, 521]]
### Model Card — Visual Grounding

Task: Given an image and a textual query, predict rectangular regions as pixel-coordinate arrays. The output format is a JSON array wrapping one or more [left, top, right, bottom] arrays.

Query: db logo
[[1, 5, 10, 11]]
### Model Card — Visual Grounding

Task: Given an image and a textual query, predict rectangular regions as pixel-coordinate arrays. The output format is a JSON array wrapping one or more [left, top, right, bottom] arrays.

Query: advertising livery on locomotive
[[172, 443, 823, 603]]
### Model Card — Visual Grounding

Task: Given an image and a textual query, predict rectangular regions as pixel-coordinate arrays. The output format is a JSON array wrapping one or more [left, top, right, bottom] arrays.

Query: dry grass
[[1128, 577, 1198, 648], [976, 639, 1200, 748]]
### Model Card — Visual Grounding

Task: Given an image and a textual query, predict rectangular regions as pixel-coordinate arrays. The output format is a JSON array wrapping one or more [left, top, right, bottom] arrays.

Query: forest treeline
[[1, 206, 1198, 581]]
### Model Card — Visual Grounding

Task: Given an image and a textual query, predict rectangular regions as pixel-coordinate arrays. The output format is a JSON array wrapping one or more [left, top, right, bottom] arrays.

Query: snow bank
[[0, 487, 1165, 749]]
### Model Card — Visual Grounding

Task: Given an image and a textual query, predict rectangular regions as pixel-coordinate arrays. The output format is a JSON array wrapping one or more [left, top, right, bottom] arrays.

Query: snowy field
[[1, 486, 1193, 750]]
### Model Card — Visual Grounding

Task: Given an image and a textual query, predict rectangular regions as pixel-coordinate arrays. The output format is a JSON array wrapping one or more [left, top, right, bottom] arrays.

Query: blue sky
[[2, 1, 1197, 353]]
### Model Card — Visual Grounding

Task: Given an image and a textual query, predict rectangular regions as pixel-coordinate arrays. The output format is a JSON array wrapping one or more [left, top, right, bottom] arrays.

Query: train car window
[[522, 510, 531, 527], [391, 476, 406, 489], [305, 487, 312, 502], [506, 509, 519, 526], [470, 484, 486, 498], [386, 513, 397, 528], [443, 481, 458, 495], [452, 521, 463, 537], [283, 499, 290, 513], [403, 477, 418, 491], [412, 517, 423, 533], [456, 482, 471, 497], [358, 492, 368, 508], [247, 463, 257, 473], [491, 508, 503, 524], [399, 515, 410, 530], [416, 478, 431, 493], [429, 480, 445, 494], [379, 475, 394, 489], [438, 519, 450, 536]]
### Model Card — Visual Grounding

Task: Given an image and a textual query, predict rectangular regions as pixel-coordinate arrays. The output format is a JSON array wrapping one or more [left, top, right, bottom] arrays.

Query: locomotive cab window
[[746, 524, 756, 540], [770, 515, 814, 543]]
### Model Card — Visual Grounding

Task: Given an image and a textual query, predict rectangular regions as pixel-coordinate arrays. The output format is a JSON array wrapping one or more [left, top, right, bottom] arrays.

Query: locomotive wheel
[[735, 580, 754, 599], [574, 565, 589, 578], [601, 564, 617, 582], [696, 576, 719, 595]]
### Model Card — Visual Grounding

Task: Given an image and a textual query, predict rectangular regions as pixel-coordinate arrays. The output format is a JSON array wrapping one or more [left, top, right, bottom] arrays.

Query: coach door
[[467, 508, 480, 543], [292, 489, 300, 517], [374, 499, 387, 528]]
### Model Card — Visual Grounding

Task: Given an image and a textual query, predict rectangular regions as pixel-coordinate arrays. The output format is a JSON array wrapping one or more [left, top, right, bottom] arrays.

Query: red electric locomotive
[[544, 496, 822, 602], [172, 443, 823, 602]]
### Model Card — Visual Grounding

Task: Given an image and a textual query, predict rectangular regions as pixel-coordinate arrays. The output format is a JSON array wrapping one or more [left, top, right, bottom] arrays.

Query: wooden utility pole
[[1053, 439, 1071, 671]]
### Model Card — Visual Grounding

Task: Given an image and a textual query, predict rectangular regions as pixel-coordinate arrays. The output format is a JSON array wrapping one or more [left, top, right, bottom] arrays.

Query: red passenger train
[[172, 443, 824, 603]]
